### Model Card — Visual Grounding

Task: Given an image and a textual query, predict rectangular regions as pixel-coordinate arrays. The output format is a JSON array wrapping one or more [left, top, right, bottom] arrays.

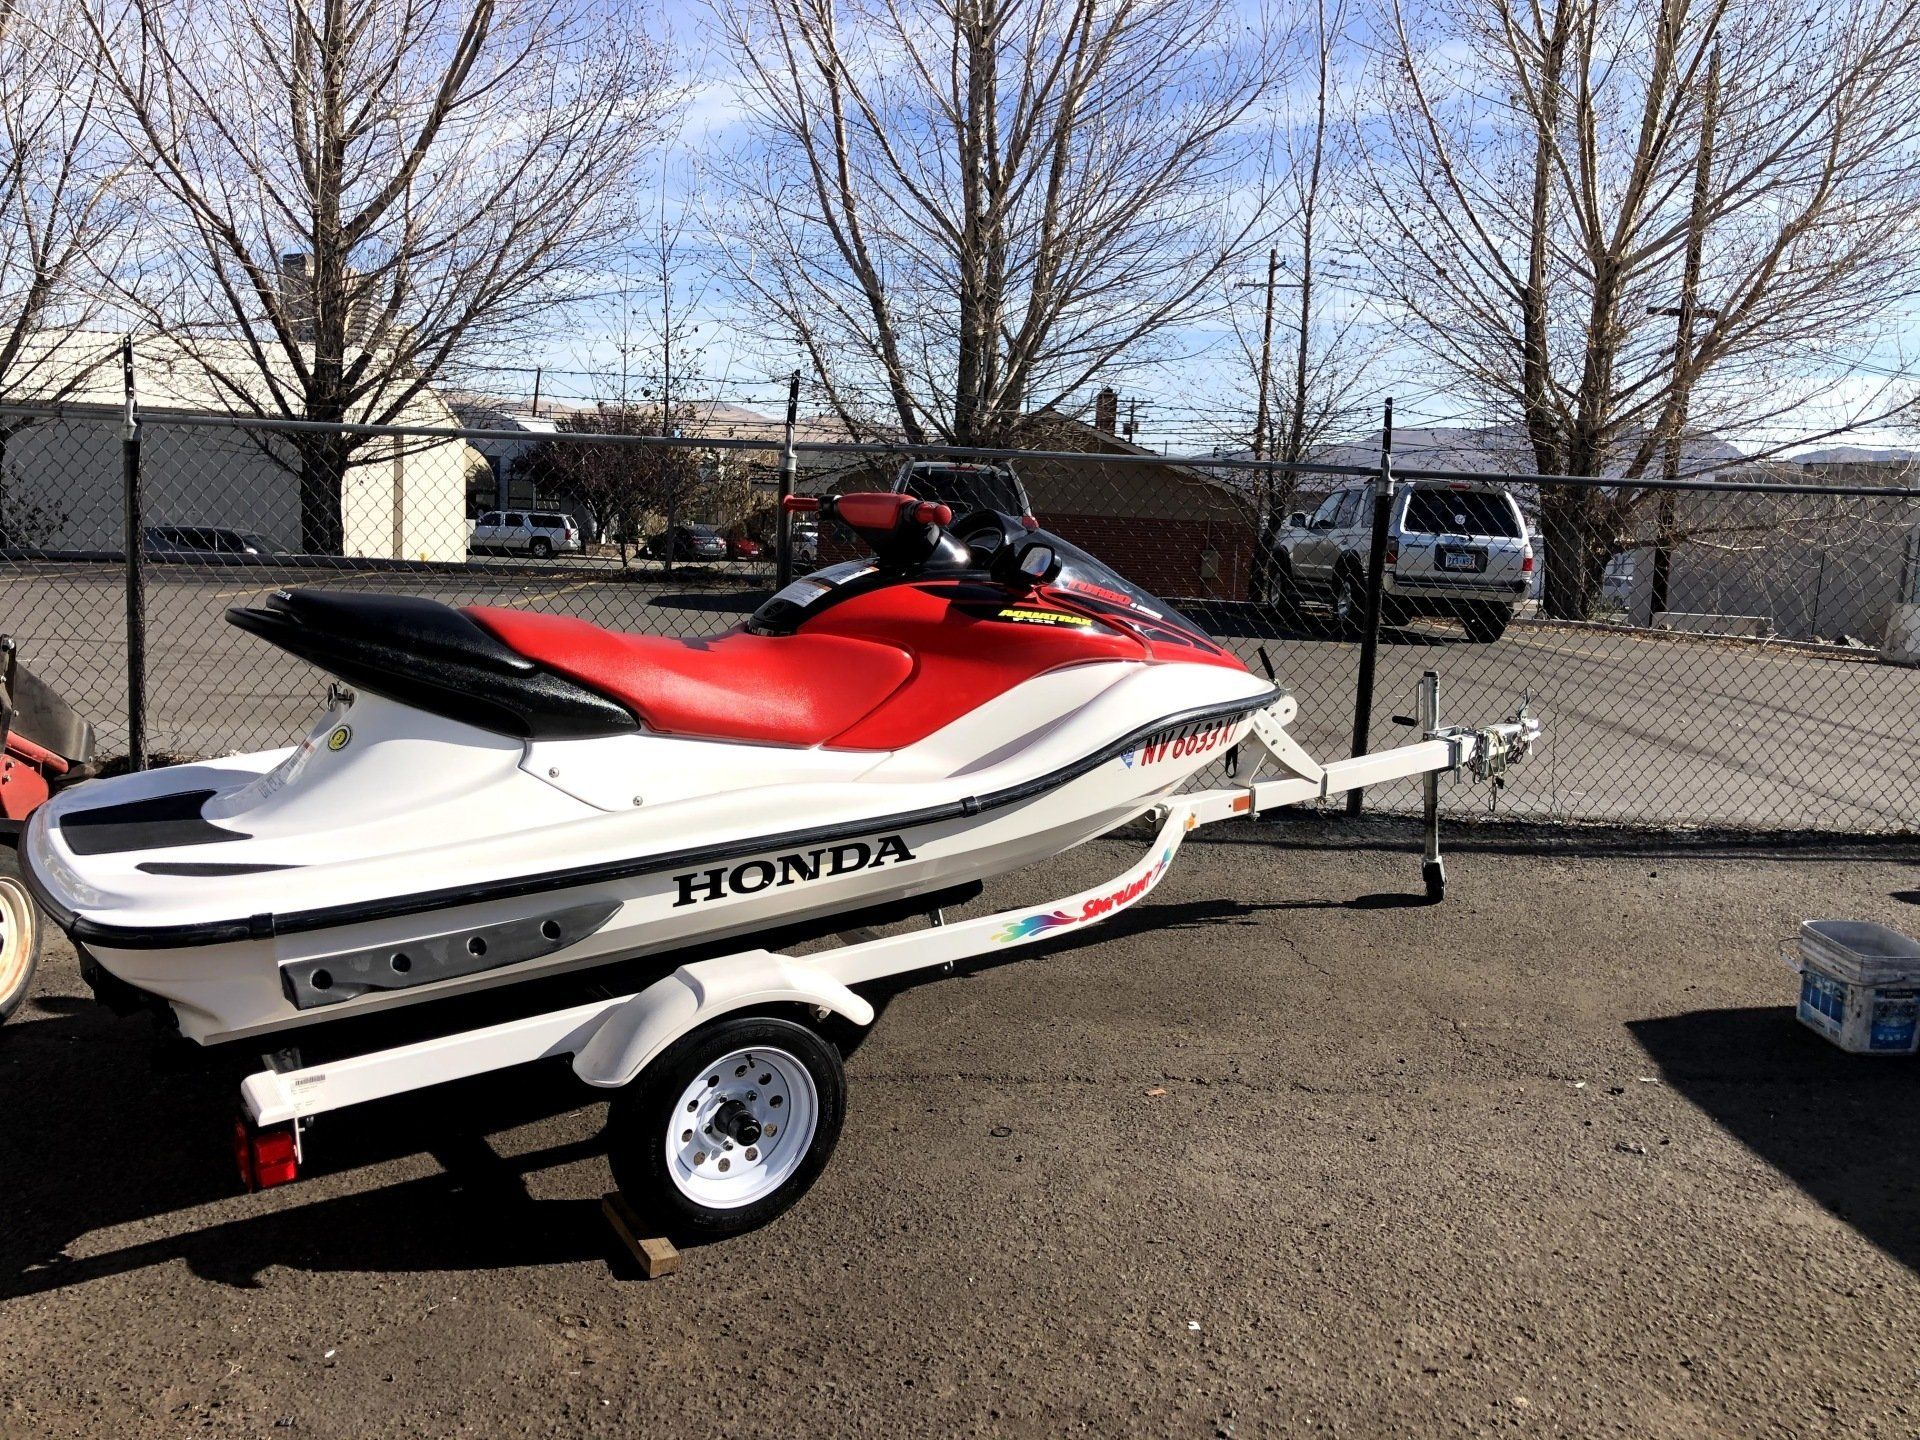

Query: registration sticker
[[767, 561, 876, 610]]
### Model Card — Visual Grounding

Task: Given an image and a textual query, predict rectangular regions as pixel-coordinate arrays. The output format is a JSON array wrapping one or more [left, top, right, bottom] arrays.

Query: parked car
[[1262, 480, 1533, 642], [790, 518, 819, 564], [646, 524, 728, 562], [470, 509, 581, 559], [727, 531, 763, 560], [144, 525, 290, 560], [892, 459, 1036, 524]]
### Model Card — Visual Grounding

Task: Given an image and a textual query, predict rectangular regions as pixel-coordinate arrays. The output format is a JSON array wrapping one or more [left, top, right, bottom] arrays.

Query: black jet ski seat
[[227, 590, 641, 739]]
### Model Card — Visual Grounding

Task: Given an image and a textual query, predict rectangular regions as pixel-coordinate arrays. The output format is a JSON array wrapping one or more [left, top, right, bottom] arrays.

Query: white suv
[[1264, 481, 1533, 642], [470, 509, 581, 559]]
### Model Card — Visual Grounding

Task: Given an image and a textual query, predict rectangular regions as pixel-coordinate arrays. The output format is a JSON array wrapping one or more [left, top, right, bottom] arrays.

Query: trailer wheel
[[605, 1015, 846, 1240], [0, 843, 43, 1023]]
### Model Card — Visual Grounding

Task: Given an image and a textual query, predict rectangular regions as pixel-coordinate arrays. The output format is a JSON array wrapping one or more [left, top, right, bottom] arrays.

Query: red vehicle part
[[2, 730, 68, 822], [234, 1116, 301, 1190], [467, 610, 915, 748]]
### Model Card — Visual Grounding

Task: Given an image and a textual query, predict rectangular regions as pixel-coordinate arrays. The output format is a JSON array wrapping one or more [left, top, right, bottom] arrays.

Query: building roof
[[12, 327, 465, 430]]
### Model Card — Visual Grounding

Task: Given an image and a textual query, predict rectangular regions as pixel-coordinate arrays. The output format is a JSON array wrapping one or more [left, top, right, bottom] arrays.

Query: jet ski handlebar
[[783, 492, 952, 528], [784, 492, 960, 571]]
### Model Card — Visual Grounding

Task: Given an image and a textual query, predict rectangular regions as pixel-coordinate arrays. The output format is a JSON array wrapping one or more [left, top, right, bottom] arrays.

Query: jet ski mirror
[[993, 539, 1061, 592]]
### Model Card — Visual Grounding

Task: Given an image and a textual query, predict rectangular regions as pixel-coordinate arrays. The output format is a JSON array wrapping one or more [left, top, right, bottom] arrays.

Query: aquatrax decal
[[991, 847, 1173, 943]]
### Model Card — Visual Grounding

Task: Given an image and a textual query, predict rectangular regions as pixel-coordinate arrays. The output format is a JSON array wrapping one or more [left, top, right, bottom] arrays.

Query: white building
[[5, 330, 482, 563]]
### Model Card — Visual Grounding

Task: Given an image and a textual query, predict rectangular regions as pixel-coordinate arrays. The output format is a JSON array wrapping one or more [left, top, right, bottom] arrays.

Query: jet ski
[[22, 495, 1278, 1046]]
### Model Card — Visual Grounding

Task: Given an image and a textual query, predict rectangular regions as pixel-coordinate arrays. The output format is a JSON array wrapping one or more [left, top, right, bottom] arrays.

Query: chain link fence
[[3, 402, 1917, 831]]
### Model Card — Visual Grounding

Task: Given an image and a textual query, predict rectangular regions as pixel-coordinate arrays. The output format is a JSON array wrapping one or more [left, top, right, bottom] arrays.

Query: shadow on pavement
[[1179, 598, 1476, 647], [0, 1001, 615, 1294], [649, 589, 768, 614], [3, 882, 1429, 1292], [1630, 1006, 1920, 1276]]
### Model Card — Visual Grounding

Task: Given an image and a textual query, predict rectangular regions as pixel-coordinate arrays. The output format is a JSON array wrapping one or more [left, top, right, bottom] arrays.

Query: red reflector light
[[234, 1116, 300, 1191], [1522, 553, 1534, 573], [1020, 514, 1039, 529]]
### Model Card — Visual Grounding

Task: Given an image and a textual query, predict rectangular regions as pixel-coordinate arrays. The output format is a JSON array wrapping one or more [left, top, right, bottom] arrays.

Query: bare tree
[[523, 407, 702, 567], [0, 1, 135, 441], [708, 0, 1290, 446], [1229, 0, 1380, 531], [1357, 0, 1920, 616], [83, 0, 678, 552]]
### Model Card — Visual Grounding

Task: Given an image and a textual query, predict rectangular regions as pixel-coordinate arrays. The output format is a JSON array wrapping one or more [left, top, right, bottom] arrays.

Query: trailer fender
[[571, 951, 875, 1090]]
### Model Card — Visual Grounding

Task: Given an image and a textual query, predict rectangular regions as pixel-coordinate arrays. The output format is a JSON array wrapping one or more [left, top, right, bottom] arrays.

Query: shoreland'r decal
[[672, 834, 916, 907], [991, 847, 1173, 943]]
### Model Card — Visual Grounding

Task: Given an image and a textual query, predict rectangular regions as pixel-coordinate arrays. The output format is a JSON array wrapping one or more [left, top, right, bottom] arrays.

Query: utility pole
[[530, 366, 542, 418], [775, 370, 801, 588], [1649, 44, 1721, 622], [1252, 247, 1277, 462]]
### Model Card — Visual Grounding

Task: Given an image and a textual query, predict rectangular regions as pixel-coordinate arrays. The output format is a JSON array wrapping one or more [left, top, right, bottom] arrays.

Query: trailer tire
[[605, 1014, 846, 1241], [0, 843, 43, 1024]]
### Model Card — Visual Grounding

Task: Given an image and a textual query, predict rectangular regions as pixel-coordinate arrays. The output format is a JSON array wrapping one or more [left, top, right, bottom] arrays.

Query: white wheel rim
[[665, 1045, 819, 1210], [0, 874, 38, 1000]]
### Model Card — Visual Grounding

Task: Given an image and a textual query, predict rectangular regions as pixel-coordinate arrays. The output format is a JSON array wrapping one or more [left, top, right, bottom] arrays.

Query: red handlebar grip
[[782, 495, 822, 513], [910, 501, 953, 526]]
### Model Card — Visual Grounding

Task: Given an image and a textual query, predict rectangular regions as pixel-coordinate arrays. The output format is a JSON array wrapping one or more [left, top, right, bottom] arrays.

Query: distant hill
[[1785, 445, 1918, 465], [1301, 425, 1746, 479]]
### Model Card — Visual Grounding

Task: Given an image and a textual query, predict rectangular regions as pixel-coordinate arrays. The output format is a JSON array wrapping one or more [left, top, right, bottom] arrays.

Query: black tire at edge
[[1462, 603, 1514, 643], [0, 842, 43, 1024]]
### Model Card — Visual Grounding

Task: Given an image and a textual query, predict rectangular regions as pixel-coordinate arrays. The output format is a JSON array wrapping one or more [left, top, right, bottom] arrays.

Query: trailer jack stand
[[1407, 669, 1540, 903], [1420, 670, 1446, 902]]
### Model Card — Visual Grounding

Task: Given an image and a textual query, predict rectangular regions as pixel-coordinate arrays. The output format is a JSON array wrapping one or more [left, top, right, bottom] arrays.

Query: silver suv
[[1264, 481, 1533, 642], [470, 509, 581, 559]]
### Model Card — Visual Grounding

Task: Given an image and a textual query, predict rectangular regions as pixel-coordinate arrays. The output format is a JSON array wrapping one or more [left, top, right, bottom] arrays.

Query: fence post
[[1345, 397, 1395, 815], [120, 336, 147, 772], [775, 370, 800, 588]]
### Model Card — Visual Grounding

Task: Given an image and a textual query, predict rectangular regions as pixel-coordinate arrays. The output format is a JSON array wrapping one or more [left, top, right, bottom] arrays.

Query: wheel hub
[[712, 1097, 762, 1146], [665, 1046, 819, 1210]]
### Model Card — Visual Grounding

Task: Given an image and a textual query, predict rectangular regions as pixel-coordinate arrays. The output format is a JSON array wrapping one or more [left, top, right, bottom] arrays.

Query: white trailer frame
[[241, 675, 1537, 1137]]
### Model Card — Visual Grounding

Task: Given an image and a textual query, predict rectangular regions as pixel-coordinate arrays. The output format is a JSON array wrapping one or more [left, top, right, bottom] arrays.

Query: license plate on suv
[[1440, 548, 1486, 573]]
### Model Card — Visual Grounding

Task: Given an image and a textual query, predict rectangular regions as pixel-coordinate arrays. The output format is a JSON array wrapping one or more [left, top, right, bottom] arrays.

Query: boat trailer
[[235, 673, 1538, 1194]]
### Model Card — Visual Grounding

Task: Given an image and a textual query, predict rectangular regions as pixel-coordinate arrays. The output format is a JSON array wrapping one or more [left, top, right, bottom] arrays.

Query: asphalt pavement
[[5, 825, 1920, 1437]]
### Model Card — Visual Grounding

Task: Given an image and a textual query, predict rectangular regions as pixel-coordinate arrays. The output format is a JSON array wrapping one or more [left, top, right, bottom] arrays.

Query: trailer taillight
[[234, 1116, 300, 1190]]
